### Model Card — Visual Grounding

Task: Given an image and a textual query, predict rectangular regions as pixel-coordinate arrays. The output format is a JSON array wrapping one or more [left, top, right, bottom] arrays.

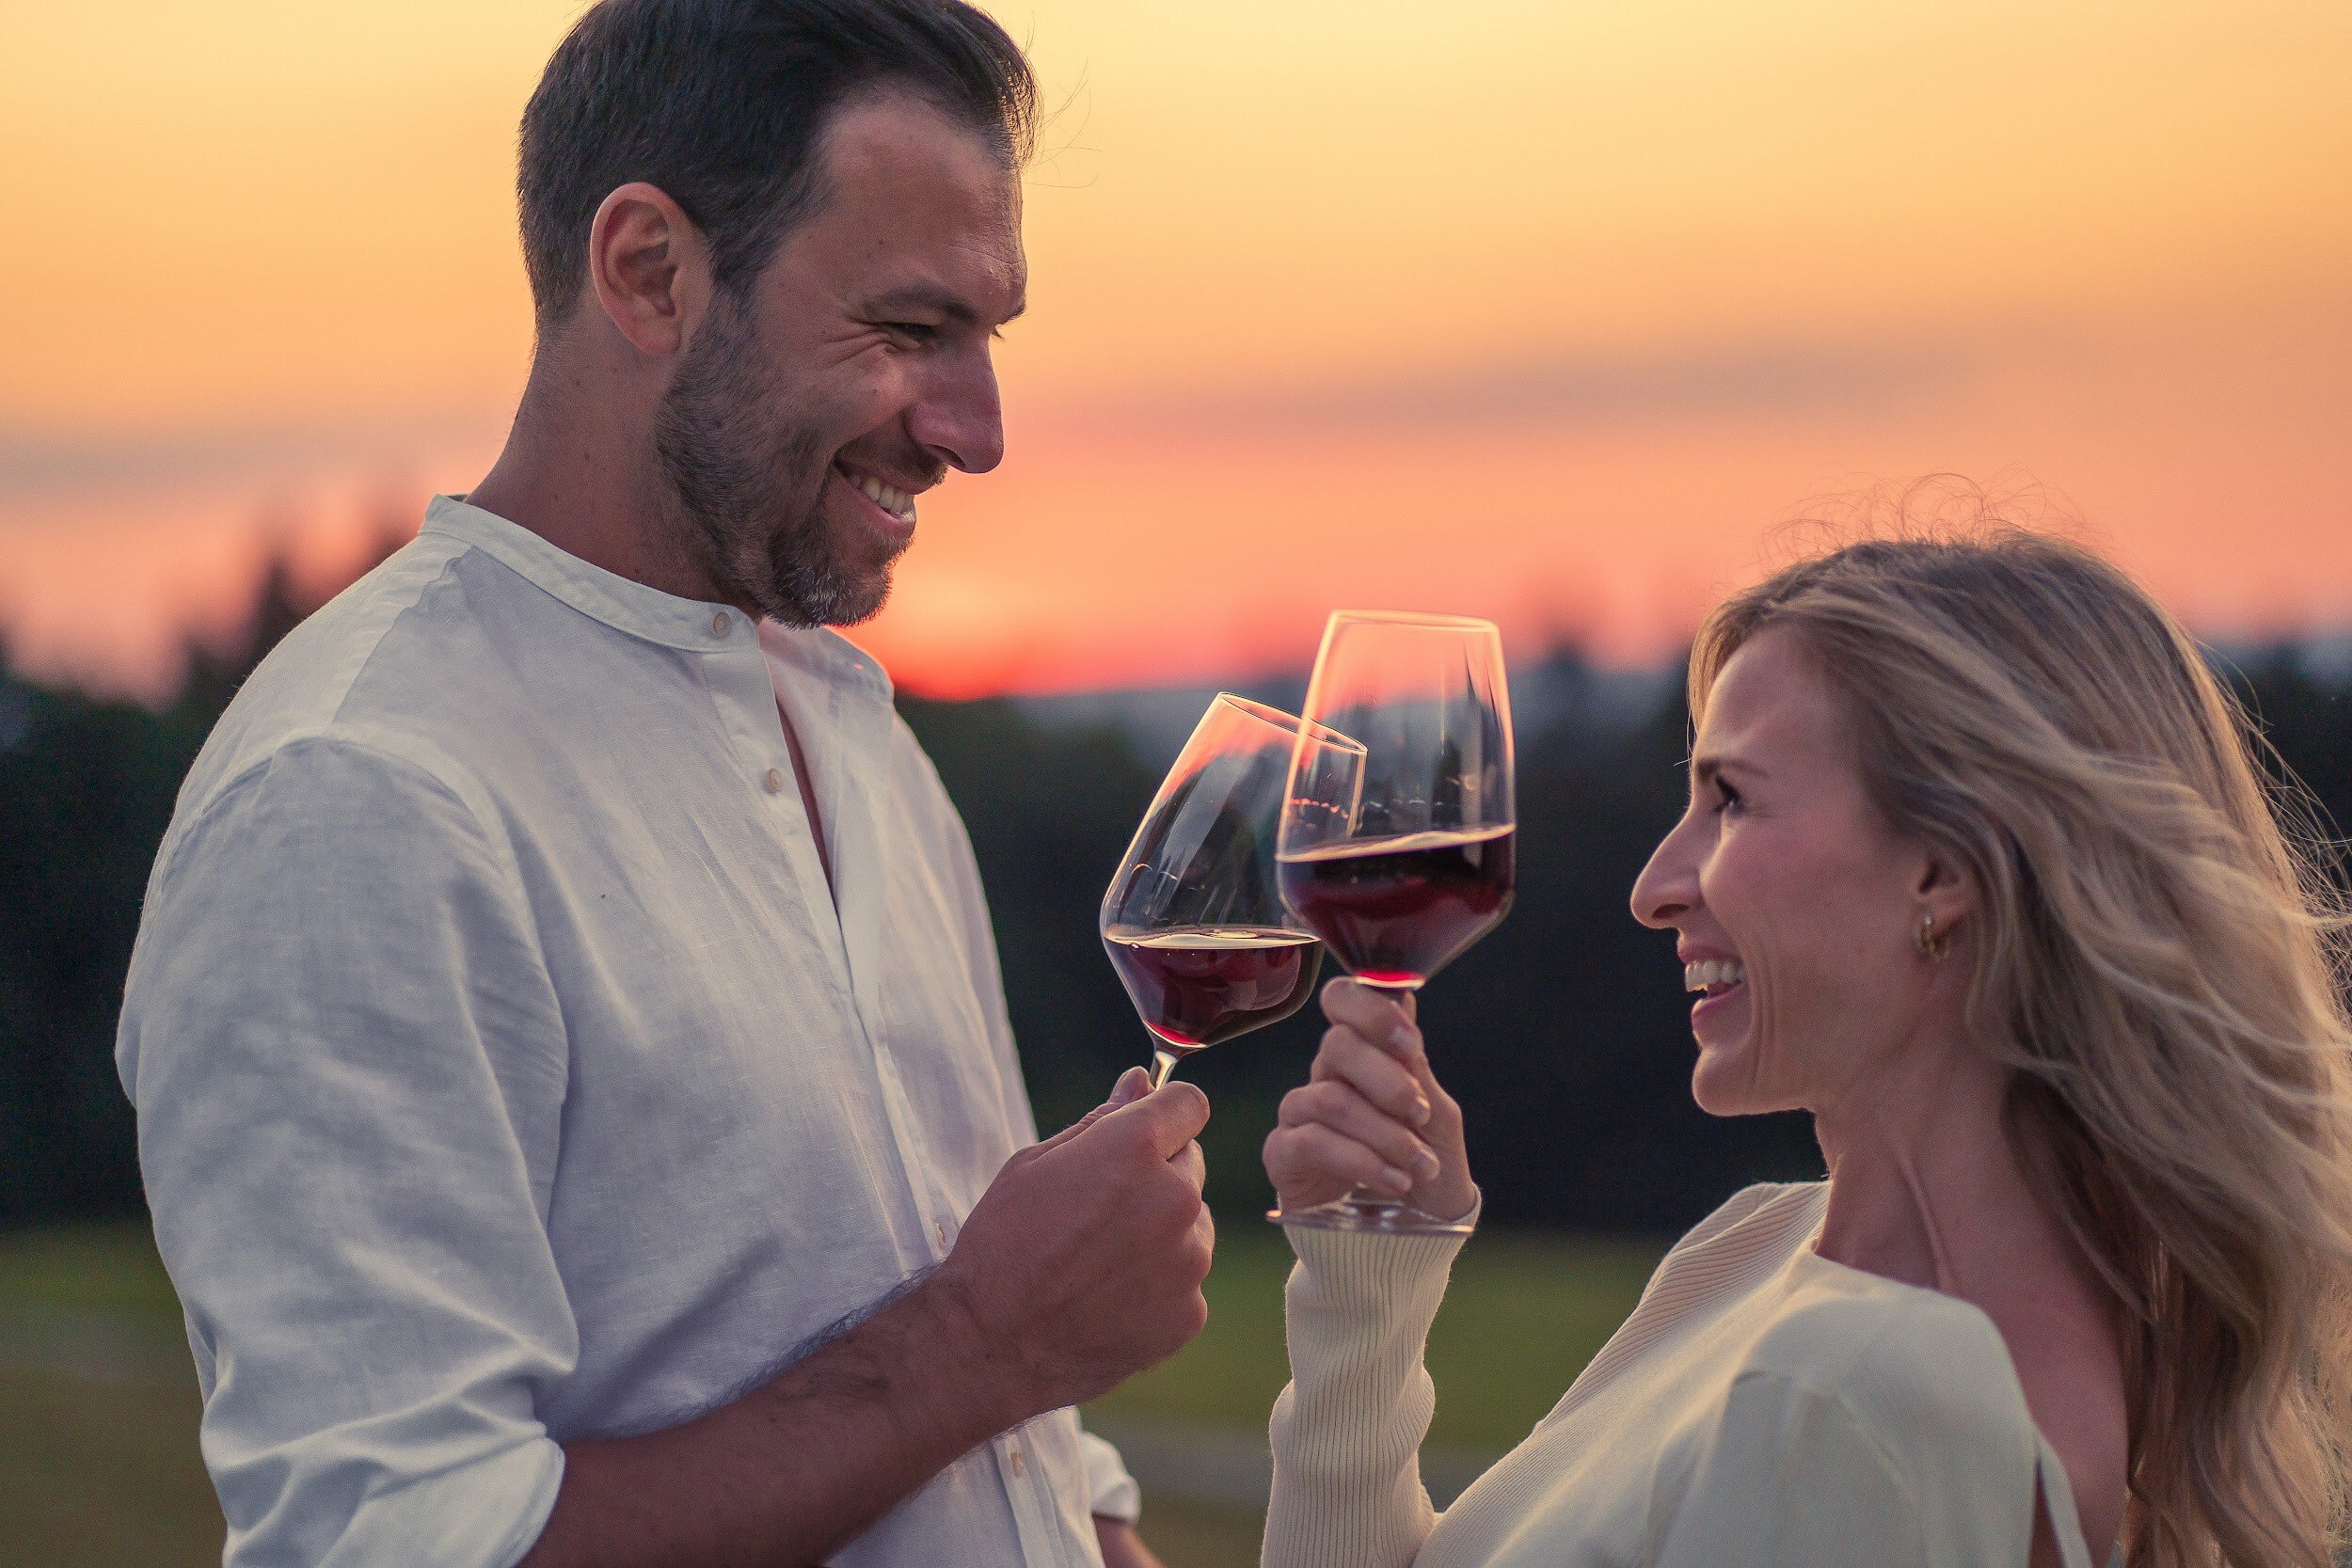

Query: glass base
[[1266, 1192, 1476, 1237]]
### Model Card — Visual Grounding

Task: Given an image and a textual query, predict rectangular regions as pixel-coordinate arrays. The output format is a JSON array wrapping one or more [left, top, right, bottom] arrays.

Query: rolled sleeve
[[1077, 1426, 1141, 1525], [119, 736, 576, 1568]]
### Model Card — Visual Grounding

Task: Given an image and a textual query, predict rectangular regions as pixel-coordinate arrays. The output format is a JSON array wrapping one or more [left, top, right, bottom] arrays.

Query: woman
[[1261, 531, 2352, 1568]]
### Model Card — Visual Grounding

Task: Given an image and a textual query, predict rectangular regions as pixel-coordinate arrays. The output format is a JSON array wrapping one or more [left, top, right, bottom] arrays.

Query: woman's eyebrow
[[1691, 754, 1764, 786]]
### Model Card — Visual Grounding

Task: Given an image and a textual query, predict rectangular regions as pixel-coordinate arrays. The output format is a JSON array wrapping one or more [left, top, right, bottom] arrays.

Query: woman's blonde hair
[[1691, 499, 2352, 1566]]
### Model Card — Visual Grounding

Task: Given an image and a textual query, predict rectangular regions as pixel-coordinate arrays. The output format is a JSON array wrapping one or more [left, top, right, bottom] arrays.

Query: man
[[115, 3, 1213, 1564]]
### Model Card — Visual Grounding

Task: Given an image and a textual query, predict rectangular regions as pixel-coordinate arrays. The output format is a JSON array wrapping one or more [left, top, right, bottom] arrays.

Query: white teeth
[[850, 472, 915, 520], [1682, 958, 1748, 993]]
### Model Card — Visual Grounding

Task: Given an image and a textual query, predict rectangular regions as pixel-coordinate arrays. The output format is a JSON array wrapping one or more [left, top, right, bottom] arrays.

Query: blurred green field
[[1090, 1222, 1661, 1451], [0, 1218, 1661, 1568], [0, 1225, 222, 1568]]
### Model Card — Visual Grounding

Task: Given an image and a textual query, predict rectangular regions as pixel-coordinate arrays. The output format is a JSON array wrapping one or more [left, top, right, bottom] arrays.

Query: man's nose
[[908, 352, 1006, 475]]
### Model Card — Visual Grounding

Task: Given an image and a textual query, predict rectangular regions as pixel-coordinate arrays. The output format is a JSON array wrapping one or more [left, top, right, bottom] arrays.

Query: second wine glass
[[1274, 610, 1517, 1234], [1102, 695, 1366, 1090]]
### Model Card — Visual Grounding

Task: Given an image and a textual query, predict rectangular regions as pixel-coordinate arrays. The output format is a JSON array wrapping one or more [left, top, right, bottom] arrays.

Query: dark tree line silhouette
[[4, 556, 2349, 1234]]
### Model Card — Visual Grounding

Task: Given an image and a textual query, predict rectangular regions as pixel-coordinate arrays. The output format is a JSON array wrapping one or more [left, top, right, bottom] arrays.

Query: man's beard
[[652, 295, 902, 628]]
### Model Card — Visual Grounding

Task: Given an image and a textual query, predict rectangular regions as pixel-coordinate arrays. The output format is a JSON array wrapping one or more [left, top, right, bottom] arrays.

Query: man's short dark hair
[[517, 0, 1036, 336]]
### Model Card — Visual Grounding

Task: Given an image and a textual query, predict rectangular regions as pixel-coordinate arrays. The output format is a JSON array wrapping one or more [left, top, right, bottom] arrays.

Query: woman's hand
[[1263, 978, 1475, 1222]]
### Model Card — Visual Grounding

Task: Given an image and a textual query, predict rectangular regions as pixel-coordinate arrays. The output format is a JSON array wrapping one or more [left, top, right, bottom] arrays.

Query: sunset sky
[[4, 0, 2348, 700]]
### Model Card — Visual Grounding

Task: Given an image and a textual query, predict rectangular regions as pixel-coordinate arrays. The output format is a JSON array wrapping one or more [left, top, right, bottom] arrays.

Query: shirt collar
[[422, 494, 894, 701]]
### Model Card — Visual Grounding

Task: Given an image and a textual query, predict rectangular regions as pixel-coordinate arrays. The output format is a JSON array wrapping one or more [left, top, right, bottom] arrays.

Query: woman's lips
[[1691, 976, 1747, 1027]]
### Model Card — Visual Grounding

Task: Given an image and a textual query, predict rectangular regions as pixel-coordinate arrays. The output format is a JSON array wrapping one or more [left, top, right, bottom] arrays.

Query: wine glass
[[1273, 611, 1517, 1235], [1102, 695, 1366, 1090]]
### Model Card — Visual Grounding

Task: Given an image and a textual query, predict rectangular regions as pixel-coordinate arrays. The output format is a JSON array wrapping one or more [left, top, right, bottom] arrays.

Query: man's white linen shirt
[[117, 495, 1137, 1568]]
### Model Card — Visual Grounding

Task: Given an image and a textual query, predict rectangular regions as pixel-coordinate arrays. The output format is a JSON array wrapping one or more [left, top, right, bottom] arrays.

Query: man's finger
[[1107, 1066, 1152, 1108], [1106, 1080, 1211, 1160], [1038, 1066, 1154, 1151]]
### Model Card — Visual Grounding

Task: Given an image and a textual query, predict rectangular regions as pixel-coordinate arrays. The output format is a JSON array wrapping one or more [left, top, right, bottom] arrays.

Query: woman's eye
[[1713, 783, 1742, 816]]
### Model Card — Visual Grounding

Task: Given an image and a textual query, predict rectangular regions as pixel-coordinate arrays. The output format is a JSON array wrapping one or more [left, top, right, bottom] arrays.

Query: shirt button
[[710, 610, 730, 637], [763, 768, 786, 794], [1009, 1448, 1025, 1477]]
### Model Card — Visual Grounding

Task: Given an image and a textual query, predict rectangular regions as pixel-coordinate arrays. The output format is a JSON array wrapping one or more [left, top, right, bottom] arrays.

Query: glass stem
[[1147, 1043, 1182, 1091]]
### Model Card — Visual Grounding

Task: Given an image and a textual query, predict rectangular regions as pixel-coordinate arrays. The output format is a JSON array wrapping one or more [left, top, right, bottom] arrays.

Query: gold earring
[[1915, 911, 1951, 962]]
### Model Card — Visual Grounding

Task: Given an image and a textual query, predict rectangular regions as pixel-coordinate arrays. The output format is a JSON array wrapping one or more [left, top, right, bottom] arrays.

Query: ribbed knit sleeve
[[1262, 1226, 1471, 1568]]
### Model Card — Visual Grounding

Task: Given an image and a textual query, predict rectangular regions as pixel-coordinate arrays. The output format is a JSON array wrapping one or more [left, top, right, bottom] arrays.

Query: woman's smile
[[1682, 953, 1749, 1031]]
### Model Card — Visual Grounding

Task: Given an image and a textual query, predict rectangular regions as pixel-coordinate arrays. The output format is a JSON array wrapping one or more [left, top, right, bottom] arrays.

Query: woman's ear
[[1915, 847, 1977, 935]]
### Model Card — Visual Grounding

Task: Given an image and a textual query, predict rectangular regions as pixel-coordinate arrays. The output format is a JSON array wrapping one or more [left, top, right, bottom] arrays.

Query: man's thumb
[[1118, 1078, 1211, 1159]]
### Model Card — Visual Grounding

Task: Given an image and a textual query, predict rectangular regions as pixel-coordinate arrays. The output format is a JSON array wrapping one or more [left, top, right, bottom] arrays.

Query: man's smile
[[833, 459, 920, 541]]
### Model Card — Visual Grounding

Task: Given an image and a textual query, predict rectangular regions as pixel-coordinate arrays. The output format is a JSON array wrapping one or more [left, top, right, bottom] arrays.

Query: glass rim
[[1212, 692, 1367, 756], [1326, 609, 1502, 634]]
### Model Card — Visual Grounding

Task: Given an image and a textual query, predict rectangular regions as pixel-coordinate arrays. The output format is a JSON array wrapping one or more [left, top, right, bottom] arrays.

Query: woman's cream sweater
[[1263, 1181, 2100, 1568]]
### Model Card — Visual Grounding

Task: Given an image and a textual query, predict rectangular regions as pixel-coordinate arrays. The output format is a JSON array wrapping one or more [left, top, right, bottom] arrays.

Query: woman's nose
[[1631, 816, 1700, 929]]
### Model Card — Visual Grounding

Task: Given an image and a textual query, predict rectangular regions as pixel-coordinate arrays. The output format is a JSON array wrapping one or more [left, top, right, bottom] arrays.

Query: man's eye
[[882, 322, 939, 345]]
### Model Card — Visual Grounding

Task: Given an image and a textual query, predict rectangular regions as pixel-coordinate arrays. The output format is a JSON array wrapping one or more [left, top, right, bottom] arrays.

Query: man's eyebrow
[[865, 283, 1025, 326]]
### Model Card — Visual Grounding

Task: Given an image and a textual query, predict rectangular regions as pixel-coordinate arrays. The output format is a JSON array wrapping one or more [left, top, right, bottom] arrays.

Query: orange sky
[[4, 0, 2348, 700]]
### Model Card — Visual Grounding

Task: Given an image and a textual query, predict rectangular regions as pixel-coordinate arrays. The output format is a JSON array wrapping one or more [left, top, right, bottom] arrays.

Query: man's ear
[[584, 182, 711, 358]]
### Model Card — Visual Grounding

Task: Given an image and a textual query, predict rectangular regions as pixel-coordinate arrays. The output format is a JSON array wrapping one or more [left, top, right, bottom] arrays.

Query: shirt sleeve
[[1076, 1425, 1142, 1524], [117, 735, 576, 1568], [1262, 1226, 1471, 1568], [1656, 1356, 2036, 1568]]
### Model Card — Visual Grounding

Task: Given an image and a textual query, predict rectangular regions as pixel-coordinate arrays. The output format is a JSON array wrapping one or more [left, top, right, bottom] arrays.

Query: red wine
[[1277, 825, 1515, 988], [1103, 927, 1323, 1052]]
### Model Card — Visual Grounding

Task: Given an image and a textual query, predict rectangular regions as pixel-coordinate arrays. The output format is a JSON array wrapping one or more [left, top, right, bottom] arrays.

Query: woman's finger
[[1309, 1022, 1431, 1125], [1277, 1079, 1441, 1180], [1264, 1120, 1416, 1199], [1320, 977, 1418, 1057]]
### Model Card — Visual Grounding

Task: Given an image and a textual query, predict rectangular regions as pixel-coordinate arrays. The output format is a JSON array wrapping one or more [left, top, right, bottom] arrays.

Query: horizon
[[23, 526, 2352, 739]]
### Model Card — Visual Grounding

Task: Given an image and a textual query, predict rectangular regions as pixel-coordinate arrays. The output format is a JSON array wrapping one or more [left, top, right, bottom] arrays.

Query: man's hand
[[927, 1067, 1216, 1425], [519, 1069, 1213, 1568]]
